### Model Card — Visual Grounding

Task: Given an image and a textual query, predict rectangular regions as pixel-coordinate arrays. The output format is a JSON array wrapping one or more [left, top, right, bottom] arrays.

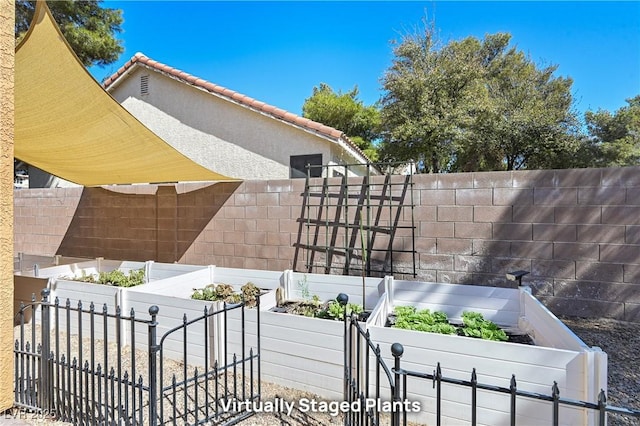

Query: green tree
[[302, 83, 381, 161], [465, 44, 580, 171], [582, 96, 640, 167], [15, 0, 124, 67], [378, 24, 580, 173]]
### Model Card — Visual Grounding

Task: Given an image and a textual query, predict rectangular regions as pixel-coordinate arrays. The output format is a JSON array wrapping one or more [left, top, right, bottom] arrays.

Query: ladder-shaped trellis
[[293, 163, 416, 278]]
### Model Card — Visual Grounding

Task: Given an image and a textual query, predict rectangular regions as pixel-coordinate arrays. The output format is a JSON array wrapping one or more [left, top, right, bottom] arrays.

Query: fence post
[[510, 375, 517, 426], [597, 390, 606, 426], [552, 382, 560, 426], [338, 293, 349, 402], [391, 342, 404, 426], [471, 369, 477, 426], [40, 288, 51, 412], [148, 305, 160, 426]]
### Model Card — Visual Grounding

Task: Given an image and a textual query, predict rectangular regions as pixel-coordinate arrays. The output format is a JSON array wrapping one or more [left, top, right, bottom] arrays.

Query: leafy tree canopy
[[302, 83, 381, 161], [378, 23, 580, 173], [16, 0, 124, 67], [580, 96, 640, 167]]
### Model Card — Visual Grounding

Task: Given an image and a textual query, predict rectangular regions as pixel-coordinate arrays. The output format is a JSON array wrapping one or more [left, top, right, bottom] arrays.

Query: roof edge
[[103, 53, 373, 164]]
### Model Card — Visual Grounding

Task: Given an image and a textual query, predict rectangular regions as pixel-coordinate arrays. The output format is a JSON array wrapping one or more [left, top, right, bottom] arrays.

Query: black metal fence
[[13, 289, 260, 425], [340, 293, 640, 426]]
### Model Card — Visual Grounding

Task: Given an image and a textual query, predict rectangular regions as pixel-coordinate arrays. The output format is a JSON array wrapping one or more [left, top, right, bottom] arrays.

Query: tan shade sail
[[15, 2, 235, 186]]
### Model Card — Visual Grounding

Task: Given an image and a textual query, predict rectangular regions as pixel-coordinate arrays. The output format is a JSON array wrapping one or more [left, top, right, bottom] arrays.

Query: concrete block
[[531, 259, 576, 279], [455, 188, 493, 206], [437, 206, 473, 222], [493, 223, 532, 241], [533, 224, 576, 242], [554, 206, 602, 224], [455, 222, 492, 239], [474, 205, 512, 223], [553, 242, 599, 261], [577, 224, 625, 244], [493, 188, 533, 206], [534, 188, 578, 206]]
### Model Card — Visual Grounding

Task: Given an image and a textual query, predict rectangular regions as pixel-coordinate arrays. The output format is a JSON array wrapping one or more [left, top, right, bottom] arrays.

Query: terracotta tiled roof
[[103, 53, 371, 162]]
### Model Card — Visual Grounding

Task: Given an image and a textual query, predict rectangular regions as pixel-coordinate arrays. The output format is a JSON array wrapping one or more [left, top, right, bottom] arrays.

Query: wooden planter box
[[367, 278, 608, 426]]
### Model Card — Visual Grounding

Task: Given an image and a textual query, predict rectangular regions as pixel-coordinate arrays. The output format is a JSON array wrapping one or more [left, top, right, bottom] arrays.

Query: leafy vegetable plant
[[461, 311, 508, 342], [317, 299, 364, 320], [68, 268, 145, 287], [392, 306, 457, 335], [278, 295, 364, 321], [391, 306, 509, 341]]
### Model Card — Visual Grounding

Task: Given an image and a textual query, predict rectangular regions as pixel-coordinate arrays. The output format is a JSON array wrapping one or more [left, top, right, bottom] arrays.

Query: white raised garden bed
[[125, 266, 279, 367], [14, 257, 122, 324], [368, 278, 607, 426], [20, 259, 608, 425], [46, 259, 210, 309], [45, 260, 209, 343], [252, 271, 386, 400]]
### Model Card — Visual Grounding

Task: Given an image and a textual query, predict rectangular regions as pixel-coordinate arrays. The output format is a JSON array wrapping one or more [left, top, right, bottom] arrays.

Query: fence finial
[[40, 287, 50, 302], [337, 293, 349, 306], [391, 342, 404, 358]]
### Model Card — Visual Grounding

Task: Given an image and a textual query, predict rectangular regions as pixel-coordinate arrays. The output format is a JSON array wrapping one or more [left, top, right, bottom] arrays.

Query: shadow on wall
[[56, 182, 241, 262]]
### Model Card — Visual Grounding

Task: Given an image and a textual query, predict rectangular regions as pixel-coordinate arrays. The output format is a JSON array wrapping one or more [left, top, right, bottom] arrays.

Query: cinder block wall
[[13, 166, 640, 321]]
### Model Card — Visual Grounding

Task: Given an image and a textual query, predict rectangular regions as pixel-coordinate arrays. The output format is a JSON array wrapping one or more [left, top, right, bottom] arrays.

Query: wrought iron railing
[[340, 293, 640, 426], [13, 289, 260, 426]]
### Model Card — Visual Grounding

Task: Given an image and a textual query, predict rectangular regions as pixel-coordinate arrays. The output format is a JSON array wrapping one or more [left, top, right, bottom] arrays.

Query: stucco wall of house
[[0, 0, 14, 411], [109, 68, 346, 180], [13, 167, 640, 323]]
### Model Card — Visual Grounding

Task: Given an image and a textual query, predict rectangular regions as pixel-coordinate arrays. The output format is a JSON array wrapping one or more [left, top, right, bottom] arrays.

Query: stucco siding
[[109, 68, 353, 179], [120, 96, 291, 180], [0, 0, 14, 411]]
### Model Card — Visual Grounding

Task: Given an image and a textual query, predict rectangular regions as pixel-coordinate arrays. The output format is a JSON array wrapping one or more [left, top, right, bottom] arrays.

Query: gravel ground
[[9, 316, 640, 426], [559, 316, 640, 426]]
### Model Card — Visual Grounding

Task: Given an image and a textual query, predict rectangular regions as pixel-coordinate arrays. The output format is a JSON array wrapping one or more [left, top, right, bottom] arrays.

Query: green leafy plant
[[190, 285, 217, 301], [391, 306, 509, 341], [461, 311, 508, 342], [68, 268, 145, 287], [392, 306, 457, 335], [317, 299, 364, 321], [277, 295, 363, 321]]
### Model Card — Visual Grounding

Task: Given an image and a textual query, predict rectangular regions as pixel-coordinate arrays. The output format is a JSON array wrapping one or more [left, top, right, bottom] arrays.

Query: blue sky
[[90, 1, 640, 120]]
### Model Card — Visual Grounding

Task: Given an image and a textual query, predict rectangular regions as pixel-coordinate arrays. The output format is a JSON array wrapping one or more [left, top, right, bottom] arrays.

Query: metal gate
[[13, 289, 261, 425], [155, 300, 261, 425]]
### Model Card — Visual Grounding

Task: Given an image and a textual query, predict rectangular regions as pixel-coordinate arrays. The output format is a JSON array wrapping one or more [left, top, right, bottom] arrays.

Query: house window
[[290, 154, 322, 179]]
